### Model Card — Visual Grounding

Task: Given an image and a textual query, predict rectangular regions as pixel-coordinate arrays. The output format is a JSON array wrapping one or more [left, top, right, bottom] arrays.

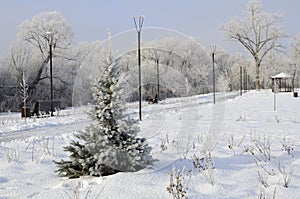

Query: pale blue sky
[[1, 0, 300, 57]]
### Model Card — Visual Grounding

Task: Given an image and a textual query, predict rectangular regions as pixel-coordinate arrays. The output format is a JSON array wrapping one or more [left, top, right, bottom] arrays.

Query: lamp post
[[156, 59, 159, 100], [46, 31, 54, 116], [133, 16, 144, 121], [244, 68, 247, 93], [240, 66, 243, 96], [210, 45, 216, 104], [289, 63, 296, 93]]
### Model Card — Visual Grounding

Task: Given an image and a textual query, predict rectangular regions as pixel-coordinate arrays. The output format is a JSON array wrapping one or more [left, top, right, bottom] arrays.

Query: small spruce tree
[[54, 56, 154, 178]]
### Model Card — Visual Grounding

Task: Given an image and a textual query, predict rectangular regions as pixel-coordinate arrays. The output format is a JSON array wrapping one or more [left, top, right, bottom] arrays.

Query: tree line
[[1, 0, 300, 112]]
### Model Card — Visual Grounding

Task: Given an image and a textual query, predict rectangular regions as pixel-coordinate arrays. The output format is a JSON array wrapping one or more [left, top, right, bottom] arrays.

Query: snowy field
[[0, 90, 299, 198]]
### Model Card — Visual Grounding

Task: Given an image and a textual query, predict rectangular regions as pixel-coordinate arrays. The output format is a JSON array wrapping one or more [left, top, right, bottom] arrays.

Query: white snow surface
[[0, 90, 299, 198]]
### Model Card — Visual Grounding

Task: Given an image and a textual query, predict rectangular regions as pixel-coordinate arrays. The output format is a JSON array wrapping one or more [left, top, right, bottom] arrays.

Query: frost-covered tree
[[8, 40, 32, 83], [117, 37, 210, 99], [18, 11, 73, 94], [260, 50, 290, 88], [54, 56, 154, 178], [221, 0, 285, 90], [290, 34, 300, 88], [214, 48, 234, 91]]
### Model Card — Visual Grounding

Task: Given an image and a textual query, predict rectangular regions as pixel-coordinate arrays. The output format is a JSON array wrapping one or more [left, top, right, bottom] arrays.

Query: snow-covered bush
[[174, 134, 194, 160], [2, 147, 20, 163], [228, 133, 245, 156], [236, 114, 246, 121], [160, 133, 169, 152], [23, 137, 55, 163], [277, 161, 293, 188], [63, 181, 103, 199], [281, 138, 294, 156], [257, 169, 269, 188], [54, 56, 154, 178], [244, 135, 272, 162], [167, 165, 191, 199], [258, 187, 277, 199]]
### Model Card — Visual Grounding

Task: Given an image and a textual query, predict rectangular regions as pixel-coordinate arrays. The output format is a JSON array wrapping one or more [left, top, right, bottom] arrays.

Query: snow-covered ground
[[0, 90, 299, 198]]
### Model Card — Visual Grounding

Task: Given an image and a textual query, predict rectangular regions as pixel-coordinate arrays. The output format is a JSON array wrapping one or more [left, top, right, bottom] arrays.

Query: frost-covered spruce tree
[[54, 56, 154, 178]]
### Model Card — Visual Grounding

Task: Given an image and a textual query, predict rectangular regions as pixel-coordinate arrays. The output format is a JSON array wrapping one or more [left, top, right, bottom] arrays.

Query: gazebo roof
[[271, 72, 292, 79]]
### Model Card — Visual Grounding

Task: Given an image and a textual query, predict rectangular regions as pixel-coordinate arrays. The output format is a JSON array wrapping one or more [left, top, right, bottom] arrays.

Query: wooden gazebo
[[271, 72, 292, 92]]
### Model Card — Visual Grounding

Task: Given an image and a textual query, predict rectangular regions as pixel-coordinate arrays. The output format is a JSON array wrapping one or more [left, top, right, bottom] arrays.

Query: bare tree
[[221, 0, 285, 90], [17, 11, 73, 94], [291, 34, 300, 56], [8, 40, 33, 83], [260, 50, 290, 89], [214, 48, 234, 91], [290, 34, 300, 89]]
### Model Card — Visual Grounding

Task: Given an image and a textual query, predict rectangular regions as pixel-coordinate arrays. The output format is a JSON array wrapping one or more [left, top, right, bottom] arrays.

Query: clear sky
[[1, 0, 300, 57]]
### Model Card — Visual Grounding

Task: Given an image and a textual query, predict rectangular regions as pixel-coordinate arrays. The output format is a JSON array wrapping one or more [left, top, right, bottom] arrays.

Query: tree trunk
[[255, 56, 260, 91], [28, 56, 50, 95]]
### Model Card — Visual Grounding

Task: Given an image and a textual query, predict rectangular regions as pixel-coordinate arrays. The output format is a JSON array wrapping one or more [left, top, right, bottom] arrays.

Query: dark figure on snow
[[153, 94, 158, 104]]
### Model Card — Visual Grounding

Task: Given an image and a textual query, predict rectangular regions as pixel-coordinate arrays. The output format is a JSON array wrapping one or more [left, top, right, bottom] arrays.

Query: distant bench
[[31, 100, 61, 117]]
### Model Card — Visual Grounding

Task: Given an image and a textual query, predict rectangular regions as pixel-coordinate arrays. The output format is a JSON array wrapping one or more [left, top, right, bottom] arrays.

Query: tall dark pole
[[244, 68, 247, 93], [212, 52, 215, 104], [240, 66, 243, 96], [133, 16, 144, 121], [248, 74, 250, 91], [156, 59, 159, 100], [138, 31, 141, 120], [47, 31, 54, 117], [210, 45, 216, 104], [49, 43, 54, 116], [290, 63, 296, 93], [246, 71, 248, 92]]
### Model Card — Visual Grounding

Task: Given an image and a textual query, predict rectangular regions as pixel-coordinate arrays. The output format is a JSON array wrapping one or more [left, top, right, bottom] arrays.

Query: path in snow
[[0, 91, 239, 143]]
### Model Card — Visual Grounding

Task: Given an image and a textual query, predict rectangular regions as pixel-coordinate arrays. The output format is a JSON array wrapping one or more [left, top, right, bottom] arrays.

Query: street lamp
[[133, 16, 144, 121], [289, 63, 296, 93], [46, 31, 54, 116], [156, 59, 160, 101], [240, 66, 243, 96], [210, 45, 216, 104], [244, 68, 247, 93]]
